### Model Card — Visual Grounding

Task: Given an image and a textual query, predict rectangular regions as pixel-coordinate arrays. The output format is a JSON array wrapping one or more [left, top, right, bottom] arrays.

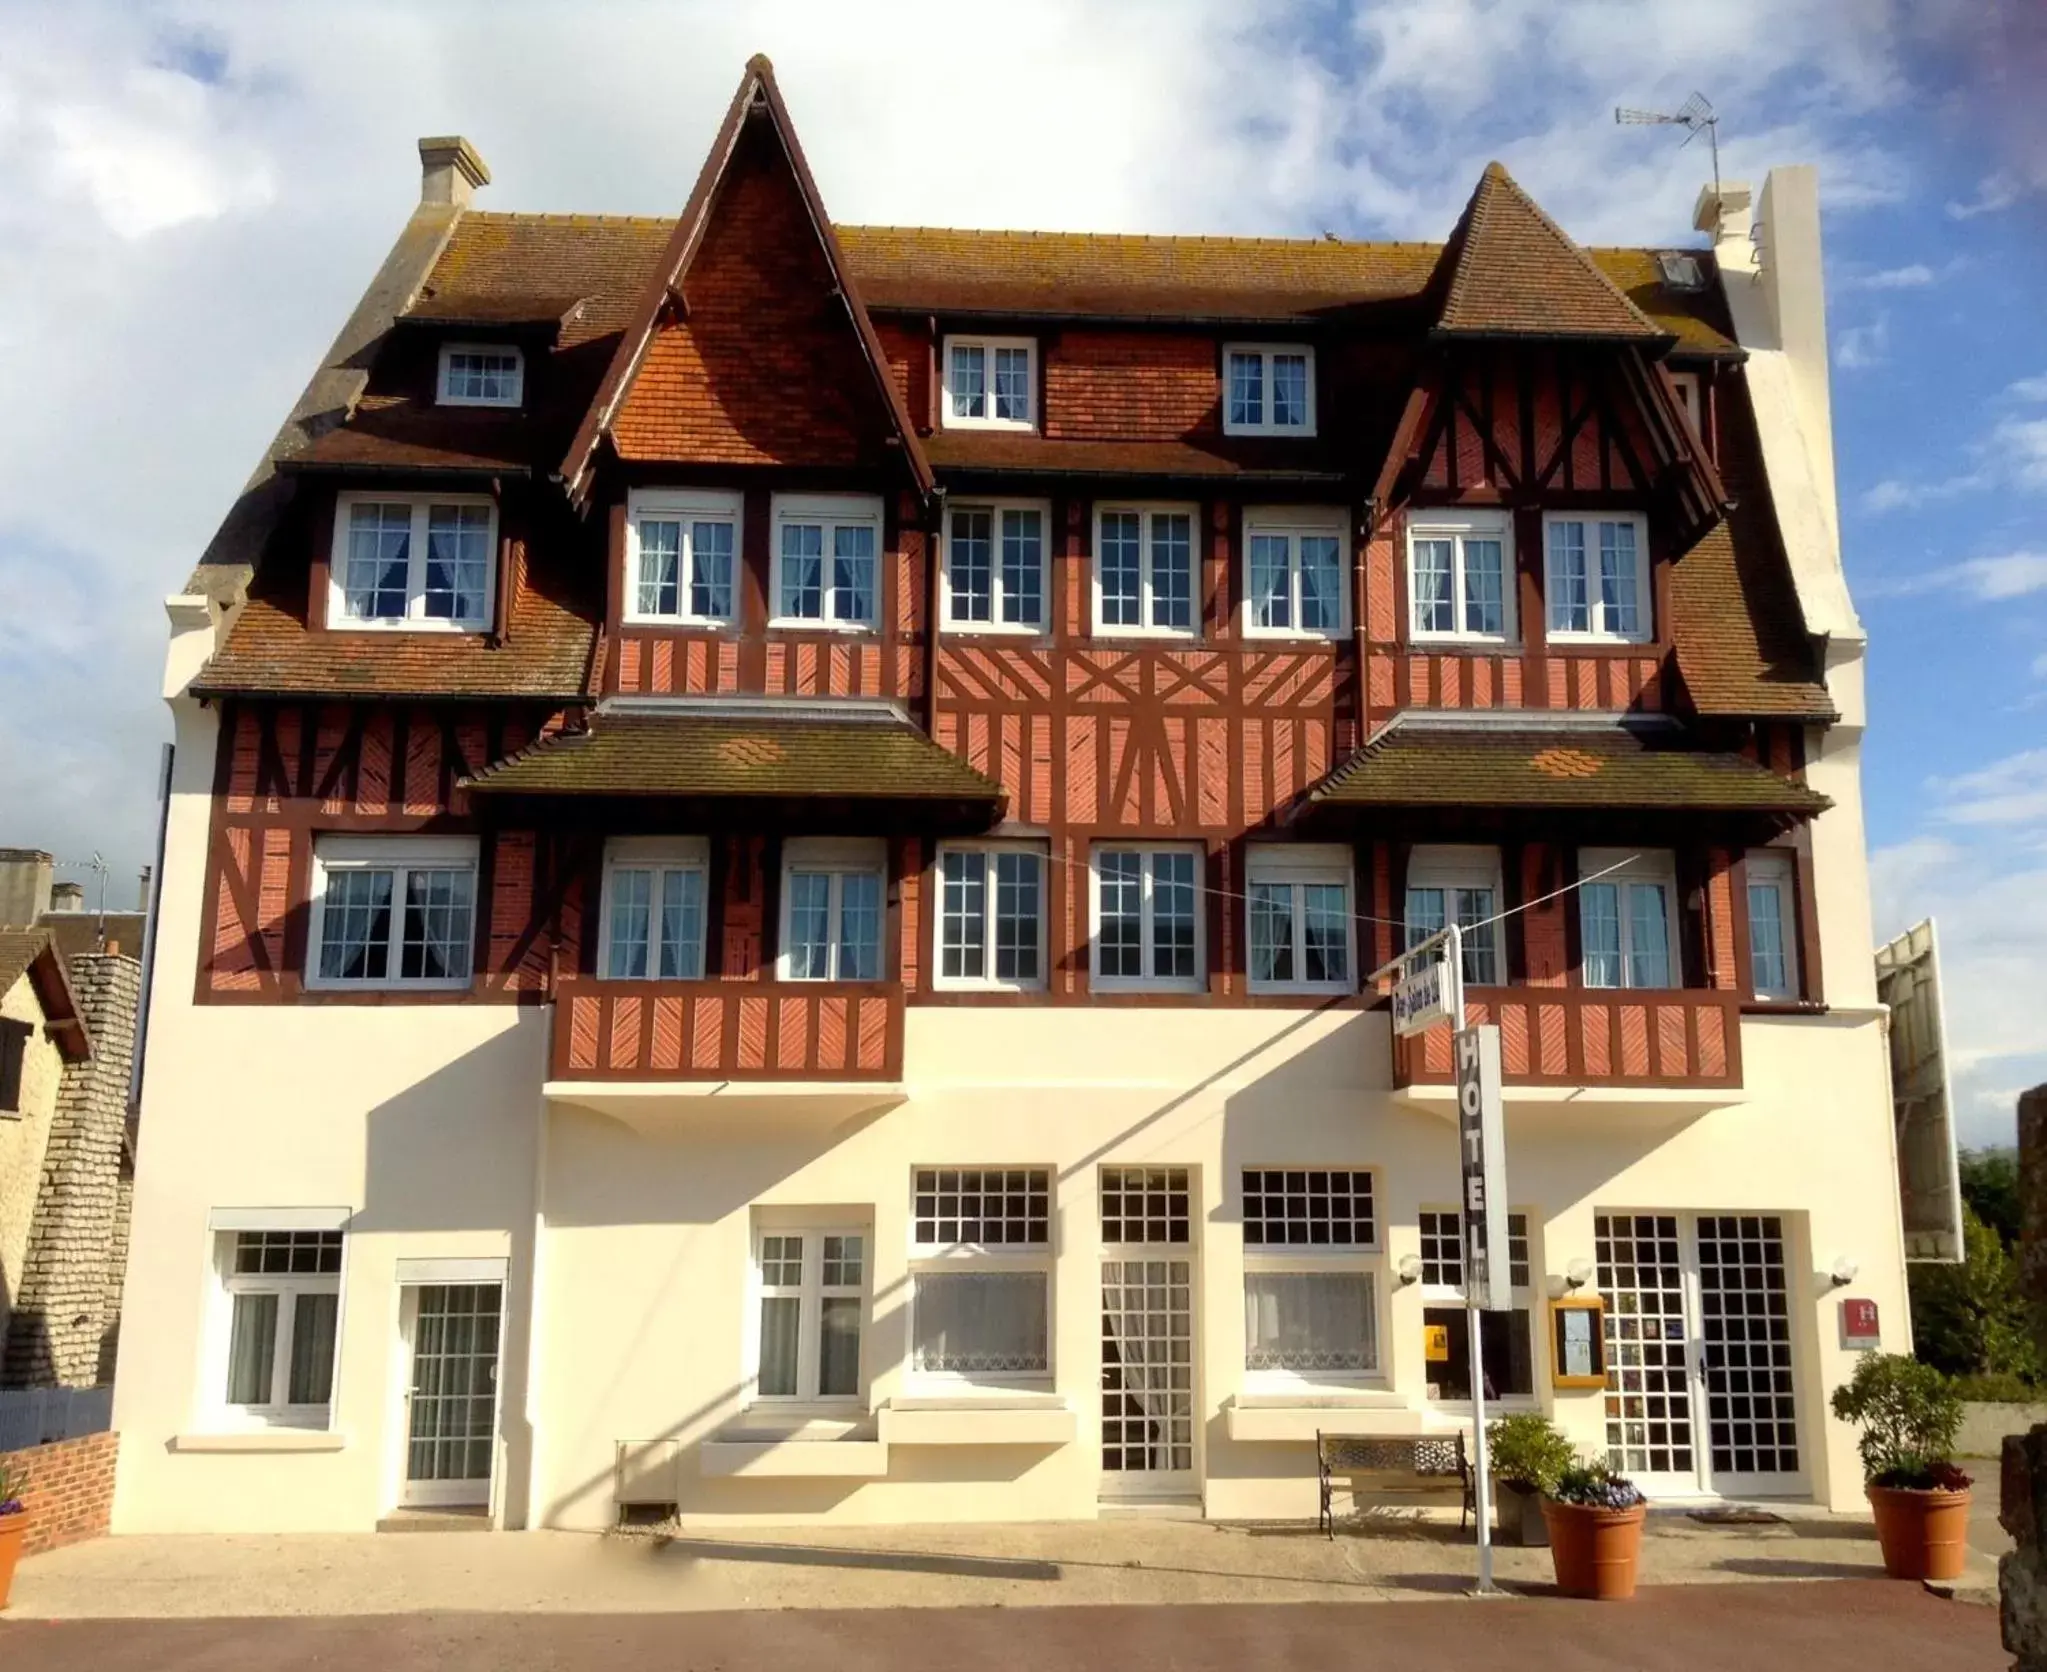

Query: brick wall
[[0, 1430, 117, 1555], [1045, 331, 1217, 440]]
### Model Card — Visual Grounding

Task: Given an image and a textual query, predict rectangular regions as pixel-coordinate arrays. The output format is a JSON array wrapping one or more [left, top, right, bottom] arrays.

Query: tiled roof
[[194, 538, 597, 701], [1432, 164, 1666, 342], [465, 709, 1005, 804], [923, 431, 1350, 481], [1309, 723, 1830, 814], [1584, 246, 1740, 358], [1670, 368, 1834, 718], [415, 214, 675, 348]]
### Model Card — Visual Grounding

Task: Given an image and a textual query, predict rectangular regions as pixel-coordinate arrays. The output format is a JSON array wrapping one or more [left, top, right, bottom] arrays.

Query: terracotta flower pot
[[1867, 1483, 1972, 1582], [0, 1513, 30, 1611], [1542, 1499, 1646, 1599]]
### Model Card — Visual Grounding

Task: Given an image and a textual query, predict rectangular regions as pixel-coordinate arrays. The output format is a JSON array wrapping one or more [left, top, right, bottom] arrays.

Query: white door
[[1596, 1213, 1806, 1499], [401, 1283, 502, 1508], [1099, 1167, 1196, 1498]]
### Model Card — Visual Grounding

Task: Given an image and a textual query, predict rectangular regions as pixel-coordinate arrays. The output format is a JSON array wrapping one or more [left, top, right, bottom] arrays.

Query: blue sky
[[0, 0, 2039, 1139]]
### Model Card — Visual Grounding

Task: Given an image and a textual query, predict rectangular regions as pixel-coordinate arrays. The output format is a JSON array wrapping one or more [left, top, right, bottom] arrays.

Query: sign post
[[1455, 1013, 1510, 1595]]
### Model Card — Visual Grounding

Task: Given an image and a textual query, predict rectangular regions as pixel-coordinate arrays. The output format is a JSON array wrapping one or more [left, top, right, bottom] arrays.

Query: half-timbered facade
[[114, 58, 1901, 1533]]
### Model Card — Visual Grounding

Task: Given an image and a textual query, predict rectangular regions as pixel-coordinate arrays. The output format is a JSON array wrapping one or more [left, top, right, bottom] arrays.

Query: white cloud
[[1839, 258, 1966, 291], [2011, 375, 2047, 402], [1860, 552, 2047, 601], [1860, 416, 2047, 512], [1932, 749, 2047, 829], [2033, 651, 2047, 681], [1834, 316, 1889, 369], [1946, 170, 2025, 221]]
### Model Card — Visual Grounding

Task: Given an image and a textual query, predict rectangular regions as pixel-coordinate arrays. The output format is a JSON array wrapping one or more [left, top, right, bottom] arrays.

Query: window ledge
[[941, 622, 1048, 639], [879, 1396, 1074, 1448], [171, 1429, 346, 1454], [1740, 999, 1828, 1016], [1408, 637, 1520, 652], [766, 620, 880, 635]]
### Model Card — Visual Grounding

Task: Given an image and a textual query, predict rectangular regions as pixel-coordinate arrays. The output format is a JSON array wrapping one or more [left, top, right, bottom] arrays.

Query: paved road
[[0, 1581, 1999, 1670]]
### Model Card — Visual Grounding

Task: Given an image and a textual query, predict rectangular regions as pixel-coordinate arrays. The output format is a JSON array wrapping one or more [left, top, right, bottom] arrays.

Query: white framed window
[[329, 492, 498, 632], [751, 1226, 866, 1404], [1243, 507, 1347, 638], [1222, 344, 1316, 436], [780, 837, 885, 982], [1242, 1168, 1380, 1386], [1091, 845, 1204, 993], [942, 335, 1037, 430], [1418, 1208, 1535, 1403], [599, 837, 708, 981], [1405, 845, 1504, 988], [437, 342, 523, 408], [214, 1229, 344, 1429], [909, 1168, 1053, 1387], [1746, 851, 1800, 1000], [1246, 845, 1354, 994], [1094, 503, 1198, 637], [770, 494, 883, 628], [943, 500, 1049, 632], [936, 843, 1046, 990], [1545, 513, 1652, 643], [624, 488, 739, 625], [1579, 848, 1678, 990], [309, 835, 477, 991], [1407, 510, 1512, 643]]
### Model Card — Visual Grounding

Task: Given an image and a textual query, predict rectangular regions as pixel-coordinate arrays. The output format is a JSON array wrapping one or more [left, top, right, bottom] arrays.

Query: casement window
[[1579, 848, 1678, 990], [1670, 371, 1705, 442], [1094, 504, 1198, 637], [1242, 1168, 1380, 1384], [1246, 845, 1354, 994], [599, 838, 708, 981], [1407, 510, 1512, 643], [437, 342, 523, 408], [0, 1017, 29, 1114], [909, 1168, 1053, 1385], [943, 335, 1037, 430], [329, 492, 497, 631], [1418, 1208, 1535, 1403], [1243, 508, 1346, 638], [624, 488, 739, 625], [1404, 846, 1504, 988], [752, 1226, 866, 1403], [943, 500, 1048, 631], [1545, 513, 1652, 643], [770, 494, 883, 628], [1091, 845, 1203, 992], [781, 838, 885, 982], [216, 1229, 344, 1428], [936, 844, 1046, 990], [1746, 851, 1801, 1000], [1223, 344, 1315, 436], [309, 836, 477, 991]]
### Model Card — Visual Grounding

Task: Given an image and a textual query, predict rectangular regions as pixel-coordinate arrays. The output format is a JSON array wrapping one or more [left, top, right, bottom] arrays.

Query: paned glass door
[[1596, 1213, 1806, 1498], [1099, 1167, 1196, 1496], [402, 1282, 502, 1507]]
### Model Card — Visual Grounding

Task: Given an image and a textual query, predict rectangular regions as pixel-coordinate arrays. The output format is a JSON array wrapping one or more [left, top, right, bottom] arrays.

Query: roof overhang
[[0, 932, 90, 1063], [545, 1079, 905, 1138]]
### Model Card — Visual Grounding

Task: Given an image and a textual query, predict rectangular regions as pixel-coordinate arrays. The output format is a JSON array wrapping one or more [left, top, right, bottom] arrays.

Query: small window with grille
[[1100, 1166, 1192, 1245], [909, 1168, 1053, 1386], [1242, 1168, 1381, 1385]]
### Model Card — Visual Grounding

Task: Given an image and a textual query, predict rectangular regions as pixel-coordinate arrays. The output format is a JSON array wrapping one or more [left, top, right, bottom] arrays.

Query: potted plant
[[0, 1463, 28, 1611], [1541, 1460, 1648, 1599], [1830, 1352, 1972, 1581], [1488, 1412, 1575, 1546]]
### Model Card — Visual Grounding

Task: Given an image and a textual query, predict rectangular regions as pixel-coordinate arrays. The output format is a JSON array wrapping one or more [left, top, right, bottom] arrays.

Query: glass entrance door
[[1099, 1167, 1196, 1498], [401, 1282, 501, 1508], [1596, 1213, 1806, 1499]]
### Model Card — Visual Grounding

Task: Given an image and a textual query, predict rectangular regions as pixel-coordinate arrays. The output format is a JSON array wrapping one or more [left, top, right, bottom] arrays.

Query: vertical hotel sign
[[1455, 1026, 1512, 1311]]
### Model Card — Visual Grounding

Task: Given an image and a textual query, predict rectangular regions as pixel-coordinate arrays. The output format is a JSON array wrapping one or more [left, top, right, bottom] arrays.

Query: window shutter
[[0, 1016, 31, 1112]]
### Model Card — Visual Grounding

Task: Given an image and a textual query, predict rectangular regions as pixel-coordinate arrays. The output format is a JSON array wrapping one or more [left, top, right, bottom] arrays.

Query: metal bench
[[1315, 1431, 1472, 1538]]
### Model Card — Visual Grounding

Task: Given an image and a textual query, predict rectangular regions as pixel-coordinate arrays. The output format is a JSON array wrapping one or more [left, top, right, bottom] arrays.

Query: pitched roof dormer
[[561, 56, 932, 503]]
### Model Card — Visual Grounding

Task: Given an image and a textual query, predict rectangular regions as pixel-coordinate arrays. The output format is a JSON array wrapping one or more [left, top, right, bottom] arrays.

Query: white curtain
[[913, 1272, 1047, 1374], [1244, 1271, 1375, 1373]]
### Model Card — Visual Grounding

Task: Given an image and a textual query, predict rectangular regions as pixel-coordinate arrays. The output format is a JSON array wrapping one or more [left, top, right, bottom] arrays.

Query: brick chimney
[[0, 848, 53, 928], [49, 881, 85, 912], [418, 136, 490, 208]]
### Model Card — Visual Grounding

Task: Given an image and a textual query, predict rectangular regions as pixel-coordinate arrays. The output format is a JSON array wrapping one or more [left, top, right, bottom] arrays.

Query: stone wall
[[0, 1430, 117, 1556], [2, 953, 141, 1387]]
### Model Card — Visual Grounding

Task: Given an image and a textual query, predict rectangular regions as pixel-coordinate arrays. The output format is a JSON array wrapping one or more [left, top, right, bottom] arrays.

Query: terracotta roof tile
[[1432, 164, 1667, 342], [1309, 723, 1829, 814], [923, 431, 1350, 481], [0, 929, 90, 1061], [466, 709, 1005, 804]]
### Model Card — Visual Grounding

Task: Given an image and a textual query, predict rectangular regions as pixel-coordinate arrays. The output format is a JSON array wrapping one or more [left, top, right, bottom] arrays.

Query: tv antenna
[[1615, 92, 1720, 198]]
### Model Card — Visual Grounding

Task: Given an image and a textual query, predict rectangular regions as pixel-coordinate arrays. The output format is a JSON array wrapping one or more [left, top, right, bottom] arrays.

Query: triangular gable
[[1431, 163, 1668, 343], [561, 56, 932, 501]]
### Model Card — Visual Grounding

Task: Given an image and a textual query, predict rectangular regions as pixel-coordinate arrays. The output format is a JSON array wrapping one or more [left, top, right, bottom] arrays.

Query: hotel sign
[[1455, 1024, 1512, 1312]]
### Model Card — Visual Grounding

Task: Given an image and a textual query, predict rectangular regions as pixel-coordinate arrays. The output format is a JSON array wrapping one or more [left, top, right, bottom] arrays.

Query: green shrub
[[1908, 1203, 2042, 1384], [1831, 1352, 1968, 1488], [1548, 1461, 1644, 1509], [1487, 1412, 1575, 1494], [1947, 1371, 2045, 1404]]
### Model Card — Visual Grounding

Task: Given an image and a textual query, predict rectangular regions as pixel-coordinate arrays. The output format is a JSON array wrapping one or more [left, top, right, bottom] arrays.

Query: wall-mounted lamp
[[1397, 1254, 1423, 1287], [1828, 1255, 1859, 1289], [1564, 1257, 1595, 1292]]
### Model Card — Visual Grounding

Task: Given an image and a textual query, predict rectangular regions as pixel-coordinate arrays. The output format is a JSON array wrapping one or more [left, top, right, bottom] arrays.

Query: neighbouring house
[[115, 56, 1900, 1534]]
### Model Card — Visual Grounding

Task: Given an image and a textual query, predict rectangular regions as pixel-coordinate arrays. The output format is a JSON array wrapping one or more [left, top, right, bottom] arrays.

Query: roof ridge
[[461, 210, 679, 228], [839, 224, 1444, 250]]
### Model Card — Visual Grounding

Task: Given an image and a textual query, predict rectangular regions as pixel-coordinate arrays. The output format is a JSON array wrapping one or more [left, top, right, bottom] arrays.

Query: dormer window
[[1223, 345, 1315, 436], [943, 336, 1036, 430], [329, 491, 497, 632], [437, 343, 523, 408]]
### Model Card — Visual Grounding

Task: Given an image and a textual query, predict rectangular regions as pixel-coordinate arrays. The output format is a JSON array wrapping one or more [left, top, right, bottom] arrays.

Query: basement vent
[[1656, 251, 1706, 292], [617, 1501, 678, 1529]]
